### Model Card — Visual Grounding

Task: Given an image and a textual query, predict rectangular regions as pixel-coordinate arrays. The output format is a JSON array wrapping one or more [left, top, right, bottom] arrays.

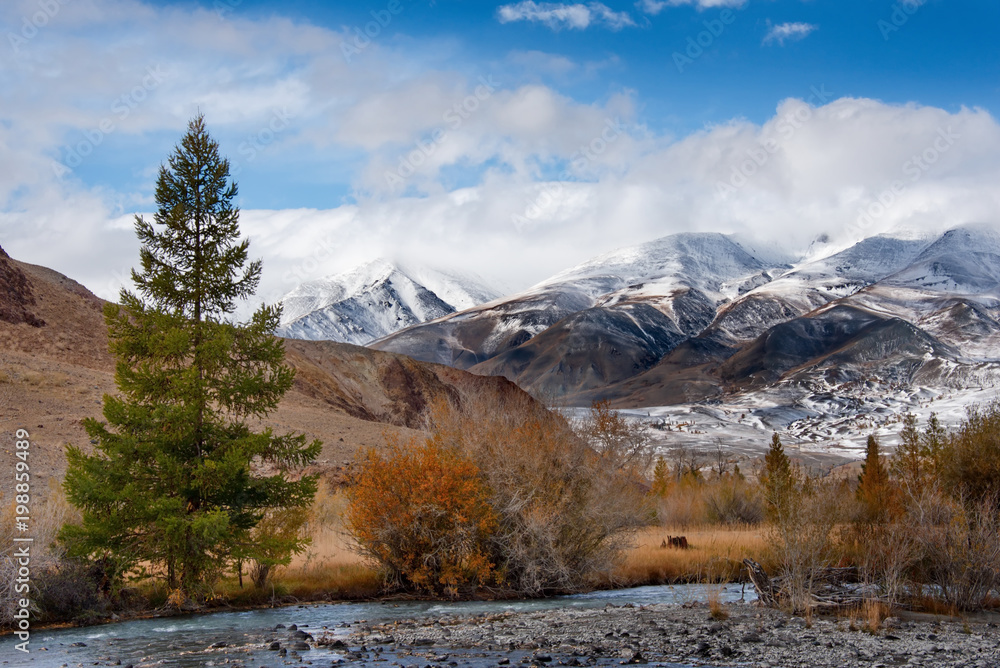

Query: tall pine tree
[[857, 434, 894, 523], [62, 115, 321, 599], [761, 432, 794, 520]]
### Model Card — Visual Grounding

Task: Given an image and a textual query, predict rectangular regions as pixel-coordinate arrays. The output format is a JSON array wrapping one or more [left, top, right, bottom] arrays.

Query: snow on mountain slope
[[535, 232, 775, 302], [276, 260, 500, 345], [879, 224, 1000, 298], [701, 232, 934, 346], [373, 233, 783, 376]]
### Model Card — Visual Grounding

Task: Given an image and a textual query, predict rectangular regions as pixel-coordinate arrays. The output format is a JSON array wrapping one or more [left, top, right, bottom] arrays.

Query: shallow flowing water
[[4, 583, 755, 667]]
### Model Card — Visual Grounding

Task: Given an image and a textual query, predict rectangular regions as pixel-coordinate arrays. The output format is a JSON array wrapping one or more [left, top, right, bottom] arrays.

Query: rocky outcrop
[[0, 244, 45, 327]]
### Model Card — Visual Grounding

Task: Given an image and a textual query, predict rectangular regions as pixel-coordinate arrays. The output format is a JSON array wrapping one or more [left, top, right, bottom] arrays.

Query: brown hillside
[[0, 248, 533, 501]]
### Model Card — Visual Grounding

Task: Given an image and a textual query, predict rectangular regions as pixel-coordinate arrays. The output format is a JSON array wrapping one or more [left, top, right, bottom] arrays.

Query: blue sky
[[2, 0, 999, 307]]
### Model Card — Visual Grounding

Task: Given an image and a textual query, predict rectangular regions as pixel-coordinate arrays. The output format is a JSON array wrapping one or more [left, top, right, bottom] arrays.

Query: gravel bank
[[347, 601, 1000, 667]]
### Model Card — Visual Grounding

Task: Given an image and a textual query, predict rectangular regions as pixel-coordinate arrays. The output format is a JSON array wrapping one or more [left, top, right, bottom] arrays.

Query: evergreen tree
[[651, 456, 670, 497], [857, 434, 894, 522], [61, 115, 321, 599], [921, 412, 947, 480], [892, 413, 927, 491], [761, 432, 794, 519]]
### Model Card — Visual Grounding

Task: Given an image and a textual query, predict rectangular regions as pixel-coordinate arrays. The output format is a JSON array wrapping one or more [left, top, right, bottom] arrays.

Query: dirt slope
[[0, 247, 526, 501]]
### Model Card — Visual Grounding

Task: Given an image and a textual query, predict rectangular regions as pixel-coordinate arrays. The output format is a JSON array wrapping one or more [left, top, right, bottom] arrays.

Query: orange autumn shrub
[[345, 434, 498, 597], [431, 392, 650, 595]]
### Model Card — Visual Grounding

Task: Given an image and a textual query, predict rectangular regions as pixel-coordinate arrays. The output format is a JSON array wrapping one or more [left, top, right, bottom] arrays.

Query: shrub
[[904, 490, 1000, 611], [243, 507, 312, 589], [766, 477, 848, 614], [345, 434, 498, 597], [32, 559, 111, 623], [941, 402, 1000, 507], [347, 392, 650, 597], [704, 476, 764, 525], [435, 393, 650, 595]]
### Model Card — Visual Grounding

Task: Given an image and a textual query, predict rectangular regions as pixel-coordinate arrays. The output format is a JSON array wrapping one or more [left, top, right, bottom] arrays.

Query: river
[[7, 583, 755, 667]]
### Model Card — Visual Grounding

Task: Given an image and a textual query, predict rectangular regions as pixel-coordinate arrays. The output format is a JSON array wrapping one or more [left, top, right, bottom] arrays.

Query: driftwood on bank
[[742, 558, 882, 611]]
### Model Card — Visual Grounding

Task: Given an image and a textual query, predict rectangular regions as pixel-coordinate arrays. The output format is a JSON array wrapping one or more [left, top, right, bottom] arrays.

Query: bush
[[0, 487, 122, 625], [704, 477, 764, 525], [766, 477, 848, 614], [346, 434, 498, 597], [904, 490, 1000, 611], [32, 559, 111, 623], [941, 402, 1000, 507], [347, 392, 650, 597]]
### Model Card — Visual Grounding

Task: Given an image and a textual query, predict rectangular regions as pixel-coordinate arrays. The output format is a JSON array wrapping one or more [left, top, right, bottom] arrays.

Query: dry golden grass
[[269, 484, 382, 601], [612, 524, 772, 586], [707, 586, 729, 620], [276, 521, 775, 599], [862, 599, 890, 633]]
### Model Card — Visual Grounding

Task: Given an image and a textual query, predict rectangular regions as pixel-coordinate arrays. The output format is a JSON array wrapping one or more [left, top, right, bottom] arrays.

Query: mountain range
[[360, 225, 1000, 428]]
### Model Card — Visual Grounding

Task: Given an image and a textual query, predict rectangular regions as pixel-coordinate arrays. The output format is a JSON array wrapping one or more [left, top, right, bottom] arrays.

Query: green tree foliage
[[761, 432, 794, 520], [61, 116, 321, 599]]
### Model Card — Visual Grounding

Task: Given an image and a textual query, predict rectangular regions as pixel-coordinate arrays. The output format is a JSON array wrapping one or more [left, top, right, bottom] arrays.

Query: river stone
[[292, 641, 311, 651]]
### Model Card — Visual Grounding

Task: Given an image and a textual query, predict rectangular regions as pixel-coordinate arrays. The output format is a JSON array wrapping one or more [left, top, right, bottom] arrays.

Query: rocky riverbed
[[346, 601, 1000, 668]]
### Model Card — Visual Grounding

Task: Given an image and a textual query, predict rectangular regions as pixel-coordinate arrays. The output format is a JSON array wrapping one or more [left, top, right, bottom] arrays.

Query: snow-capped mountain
[[373, 225, 1000, 412], [373, 233, 788, 393], [276, 259, 499, 345]]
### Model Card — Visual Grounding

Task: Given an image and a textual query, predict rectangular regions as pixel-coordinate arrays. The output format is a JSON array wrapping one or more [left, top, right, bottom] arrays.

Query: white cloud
[[637, 0, 746, 14], [249, 97, 1000, 306], [56, 97, 1000, 315], [763, 21, 818, 45], [496, 2, 636, 31], [2, 1, 1000, 319]]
